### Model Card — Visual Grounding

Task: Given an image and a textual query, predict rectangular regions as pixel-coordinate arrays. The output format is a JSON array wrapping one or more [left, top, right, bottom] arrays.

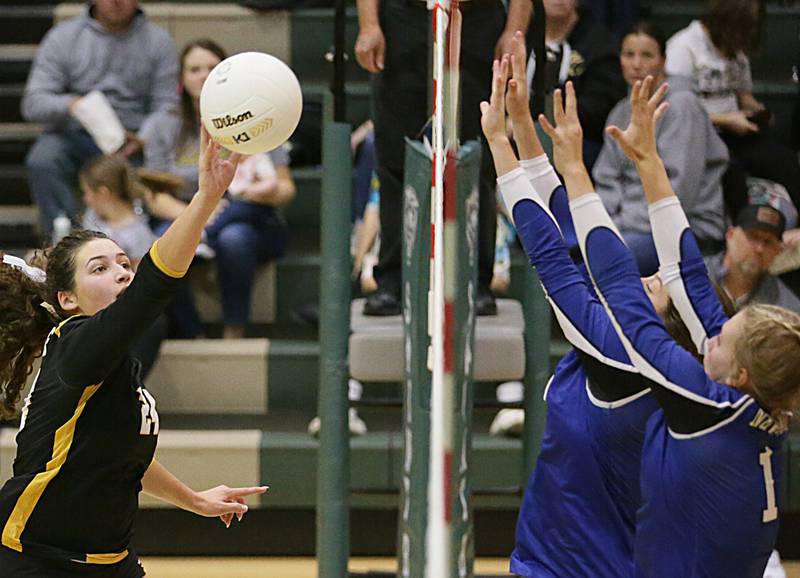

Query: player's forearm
[[559, 161, 595, 202], [511, 115, 546, 160], [154, 190, 221, 275], [142, 459, 201, 513], [635, 155, 675, 205], [487, 135, 521, 178]]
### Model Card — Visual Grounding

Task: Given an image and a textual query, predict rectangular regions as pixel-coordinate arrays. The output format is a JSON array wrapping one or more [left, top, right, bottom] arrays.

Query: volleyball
[[200, 51, 303, 155]]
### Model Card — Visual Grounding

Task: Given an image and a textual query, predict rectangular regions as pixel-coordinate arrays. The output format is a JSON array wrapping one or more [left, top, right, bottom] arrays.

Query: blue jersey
[[572, 194, 785, 578], [499, 163, 658, 577]]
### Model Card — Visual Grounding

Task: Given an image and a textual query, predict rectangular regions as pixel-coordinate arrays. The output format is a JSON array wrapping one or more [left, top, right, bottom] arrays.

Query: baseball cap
[[735, 204, 786, 240]]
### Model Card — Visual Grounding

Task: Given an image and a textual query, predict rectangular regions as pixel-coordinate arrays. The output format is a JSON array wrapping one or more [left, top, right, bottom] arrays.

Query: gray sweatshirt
[[592, 76, 728, 242], [22, 4, 178, 136]]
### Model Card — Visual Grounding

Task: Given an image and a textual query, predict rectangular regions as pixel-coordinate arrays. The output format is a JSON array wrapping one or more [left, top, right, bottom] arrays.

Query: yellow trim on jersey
[[83, 550, 130, 564], [149, 240, 187, 279], [54, 314, 84, 338], [2, 384, 101, 553]]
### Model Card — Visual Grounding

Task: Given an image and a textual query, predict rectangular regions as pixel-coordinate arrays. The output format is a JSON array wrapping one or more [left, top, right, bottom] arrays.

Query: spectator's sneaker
[[307, 408, 368, 437], [363, 289, 401, 316], [195, 242, 216, 260], [476, 285, 497, 316], [764, 550, 787, 578], [489, 408, 524, 437]]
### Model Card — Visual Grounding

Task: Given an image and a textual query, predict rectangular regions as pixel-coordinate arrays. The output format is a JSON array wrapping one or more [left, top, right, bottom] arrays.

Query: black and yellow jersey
[[0, 244, 183, 567]]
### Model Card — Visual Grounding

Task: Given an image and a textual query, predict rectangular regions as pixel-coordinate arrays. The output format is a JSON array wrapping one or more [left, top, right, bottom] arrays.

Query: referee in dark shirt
[[0, 128, 267, 577]]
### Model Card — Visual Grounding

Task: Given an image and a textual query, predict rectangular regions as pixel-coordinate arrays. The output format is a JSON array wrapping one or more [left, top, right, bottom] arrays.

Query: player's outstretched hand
[[605, 75, 669, 165], [506, 31, 532, 125], [538, 82, 584, 174], [191, 484, 269, 528], [198, 126, 242, 201], [480, 55, 510, 144]]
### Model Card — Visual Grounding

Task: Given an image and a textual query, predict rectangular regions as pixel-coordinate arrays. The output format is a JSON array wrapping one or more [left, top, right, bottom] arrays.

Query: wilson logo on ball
[[211, 111, 254, 129]]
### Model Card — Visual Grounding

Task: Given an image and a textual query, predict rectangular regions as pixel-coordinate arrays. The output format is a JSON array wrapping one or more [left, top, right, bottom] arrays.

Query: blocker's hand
[[480, 55, 511, 144], [538, 82, 584, 174], [191, 484, 269, 528], [505, 31, 531, 123], [605, 75, 669, 165], [198, 126, 242, 201]]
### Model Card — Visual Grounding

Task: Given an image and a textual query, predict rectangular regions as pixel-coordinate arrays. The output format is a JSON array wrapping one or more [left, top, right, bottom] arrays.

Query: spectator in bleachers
[[593, 21, 727, 275], [79, 154, 166, 379], [527, 0, 627, 170], [666, 0, 800, 220], [22, 0, 178, 239], [706, 204, 800, 313], [146, 39, 294, 339], [144, 39, 226, 202], [80, 155, 156, 269]]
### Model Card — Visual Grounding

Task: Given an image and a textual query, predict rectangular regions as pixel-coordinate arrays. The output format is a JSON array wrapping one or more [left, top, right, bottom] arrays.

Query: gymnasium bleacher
[[0, 0, 799, 559]]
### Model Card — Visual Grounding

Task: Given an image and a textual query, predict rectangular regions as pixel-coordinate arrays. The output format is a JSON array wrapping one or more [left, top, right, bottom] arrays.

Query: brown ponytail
[[0, 230, 108, 417]]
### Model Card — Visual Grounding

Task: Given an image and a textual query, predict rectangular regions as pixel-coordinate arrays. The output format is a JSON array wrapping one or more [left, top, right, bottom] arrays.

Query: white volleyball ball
[[200, 52, 303, 154]]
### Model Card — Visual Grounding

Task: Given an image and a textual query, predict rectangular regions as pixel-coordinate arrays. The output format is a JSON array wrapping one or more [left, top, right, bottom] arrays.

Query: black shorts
[[0, 546, 145, 577]]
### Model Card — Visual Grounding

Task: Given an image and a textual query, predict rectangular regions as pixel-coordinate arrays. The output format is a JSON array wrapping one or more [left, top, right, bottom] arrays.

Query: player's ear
[[58, 290, 80, 314]]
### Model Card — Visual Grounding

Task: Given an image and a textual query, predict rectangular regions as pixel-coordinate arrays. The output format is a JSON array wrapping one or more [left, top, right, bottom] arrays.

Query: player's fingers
[[649, 81, 669, 113], [653, 102, 670, 124], [538, 114, 557, 139], [227, 485, 269, 499], [565, 81, 578, 119], [552, 88, 564, 124]]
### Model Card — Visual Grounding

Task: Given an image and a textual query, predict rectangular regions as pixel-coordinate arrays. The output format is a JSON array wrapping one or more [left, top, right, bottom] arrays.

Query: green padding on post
[[398, 139, 481, 578], [522, 266, 551, 483], [317, 120, 353, 578]]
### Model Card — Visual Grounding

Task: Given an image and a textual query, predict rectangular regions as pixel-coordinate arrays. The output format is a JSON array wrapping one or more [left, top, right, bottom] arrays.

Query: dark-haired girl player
[[0, 128, 266, 577]]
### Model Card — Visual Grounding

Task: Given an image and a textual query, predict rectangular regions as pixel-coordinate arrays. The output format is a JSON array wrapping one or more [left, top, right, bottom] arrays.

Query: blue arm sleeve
[[650, 197, 729, 353], [570, 194, 750, 431], [499, 169, 633, 370]]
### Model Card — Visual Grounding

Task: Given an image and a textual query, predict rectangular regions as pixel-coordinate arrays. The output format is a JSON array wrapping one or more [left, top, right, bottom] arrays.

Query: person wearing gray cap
[[705, 204, 800, 313]]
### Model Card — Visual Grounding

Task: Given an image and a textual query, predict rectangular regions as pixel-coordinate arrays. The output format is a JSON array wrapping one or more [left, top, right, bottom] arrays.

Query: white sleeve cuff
[[520, 155, 562, 206]]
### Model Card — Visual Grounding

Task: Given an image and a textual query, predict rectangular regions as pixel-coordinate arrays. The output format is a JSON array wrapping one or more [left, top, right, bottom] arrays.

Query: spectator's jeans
[[25, 129, 101, 238], [205, 199, 289, 326]]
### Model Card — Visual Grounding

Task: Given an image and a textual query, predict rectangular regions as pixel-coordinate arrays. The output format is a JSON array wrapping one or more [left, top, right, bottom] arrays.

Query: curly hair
[[0, 230, 108, 417], [735, 303, 800, 429]]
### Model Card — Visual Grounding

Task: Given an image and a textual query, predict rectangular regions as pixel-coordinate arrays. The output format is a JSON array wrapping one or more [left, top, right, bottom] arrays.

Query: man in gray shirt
[[705, 204, 800, 314], [22, 0, 178, 237]]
